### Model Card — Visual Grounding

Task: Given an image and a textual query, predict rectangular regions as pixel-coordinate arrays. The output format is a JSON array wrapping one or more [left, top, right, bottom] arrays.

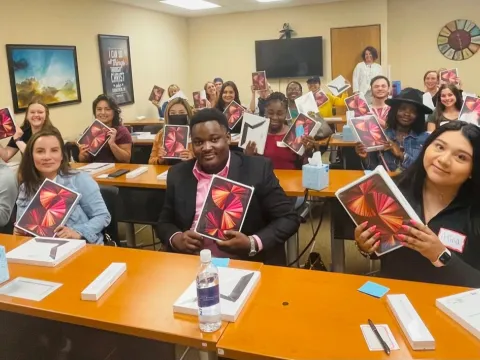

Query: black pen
[[368, 319, 391, 355]]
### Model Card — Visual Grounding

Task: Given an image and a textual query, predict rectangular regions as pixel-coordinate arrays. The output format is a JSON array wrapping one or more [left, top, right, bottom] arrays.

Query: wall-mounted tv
[[255, 37, 323, 78]]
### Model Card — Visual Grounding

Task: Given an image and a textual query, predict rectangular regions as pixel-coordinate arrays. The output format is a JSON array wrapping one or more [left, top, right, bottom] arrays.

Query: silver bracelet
[[355, 241, 371, 259]]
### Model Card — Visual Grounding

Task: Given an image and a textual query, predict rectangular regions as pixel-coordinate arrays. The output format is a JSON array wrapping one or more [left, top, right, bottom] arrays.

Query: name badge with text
[[438, 228, 466, 253]]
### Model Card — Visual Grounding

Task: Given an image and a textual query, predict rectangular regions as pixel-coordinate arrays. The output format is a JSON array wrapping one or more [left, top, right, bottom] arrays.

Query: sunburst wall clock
[[437, 19, 480, 61]]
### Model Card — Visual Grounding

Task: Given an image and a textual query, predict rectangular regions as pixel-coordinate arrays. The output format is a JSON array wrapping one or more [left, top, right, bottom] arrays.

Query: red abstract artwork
[[459, 96, 480, 126], [282, 114, 317, 153], [345, 94, 371, 117], [313, 90, 329, 108], [196, 176, 254, 241], [0, 108, 16, 140], [440, 69, 458, 84], [16, 179, 80, 238], [77, 120, 111, 156], [337, 174, 411, 255], [223, 101, 245, 130], [193, 91, 207, 109], [351, 115, 388, 149], [252, 71, 267, 91], [163, 125, 189, 158]]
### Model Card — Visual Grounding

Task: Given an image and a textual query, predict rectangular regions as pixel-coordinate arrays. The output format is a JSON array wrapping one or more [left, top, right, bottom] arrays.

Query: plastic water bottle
[[196, 249, 221, 332]]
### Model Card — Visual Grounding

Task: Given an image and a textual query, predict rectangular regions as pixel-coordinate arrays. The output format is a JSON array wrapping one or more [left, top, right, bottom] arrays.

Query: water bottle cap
[[200, 249, 211, 263]]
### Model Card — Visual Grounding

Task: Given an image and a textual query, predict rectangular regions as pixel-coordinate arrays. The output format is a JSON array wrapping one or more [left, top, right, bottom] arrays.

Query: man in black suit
[[157, 108, 300, 265]]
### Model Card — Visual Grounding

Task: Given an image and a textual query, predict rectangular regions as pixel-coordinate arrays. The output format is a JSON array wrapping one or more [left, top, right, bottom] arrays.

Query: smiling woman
[[0, 100, 55, 162], [354, 121, 480, 287], [355, 88, 432, 172], [16, 128, 111, 244], [427, 84, 463, 132]]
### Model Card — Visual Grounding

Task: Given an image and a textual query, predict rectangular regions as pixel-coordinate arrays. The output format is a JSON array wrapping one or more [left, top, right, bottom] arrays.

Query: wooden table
[[0, 235, 262, 353], [217, 266, 480, 360], [72, 163, 364, 198], [124, 118, 164, 127], [318, 136, 356, 147], [72, 163, 366, 273]]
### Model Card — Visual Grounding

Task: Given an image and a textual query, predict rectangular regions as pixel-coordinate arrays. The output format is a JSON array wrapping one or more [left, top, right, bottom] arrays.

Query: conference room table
[[0, 234, 261, 358], [1, 235, 477, 360], [216, 265, 479, 360], [72, 163, 365, 272]]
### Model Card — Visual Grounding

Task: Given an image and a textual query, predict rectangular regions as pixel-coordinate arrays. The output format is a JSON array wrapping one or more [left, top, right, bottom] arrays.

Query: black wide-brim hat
[[385, 87, 433, 115]]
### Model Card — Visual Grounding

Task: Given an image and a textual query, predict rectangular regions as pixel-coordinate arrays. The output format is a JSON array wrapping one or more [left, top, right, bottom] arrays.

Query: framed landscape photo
[[98, 34, 134, 106], [6, 44, 82, 113]]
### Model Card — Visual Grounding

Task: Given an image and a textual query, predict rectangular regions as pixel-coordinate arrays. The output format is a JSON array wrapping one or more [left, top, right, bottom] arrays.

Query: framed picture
[[98, 34, 135, 106], [6, 44, 82, 113]]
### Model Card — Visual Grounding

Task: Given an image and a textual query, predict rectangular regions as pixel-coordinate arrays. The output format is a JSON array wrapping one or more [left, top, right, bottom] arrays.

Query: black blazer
[[156, 152, 300, 265]]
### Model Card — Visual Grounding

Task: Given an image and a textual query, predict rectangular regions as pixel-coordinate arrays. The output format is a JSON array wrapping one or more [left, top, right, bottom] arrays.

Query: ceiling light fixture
[[160, 0, 220, 10], [257, 0, 283, 3]]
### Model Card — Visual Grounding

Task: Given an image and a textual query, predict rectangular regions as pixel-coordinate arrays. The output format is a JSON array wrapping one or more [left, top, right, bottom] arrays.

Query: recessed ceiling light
[[160, 0, 220, 10]]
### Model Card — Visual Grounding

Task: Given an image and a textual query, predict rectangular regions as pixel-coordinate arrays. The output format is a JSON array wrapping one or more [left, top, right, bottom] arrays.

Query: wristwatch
[[248, 236, 257, 257], [433, 248, 452, 267]]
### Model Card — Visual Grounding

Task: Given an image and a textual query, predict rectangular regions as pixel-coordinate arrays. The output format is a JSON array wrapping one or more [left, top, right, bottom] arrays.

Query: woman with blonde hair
[[158, 84, 181, 118], [0, 100, 55, 162], [149, 98, 194, 165], [204, 81, 217, 108]]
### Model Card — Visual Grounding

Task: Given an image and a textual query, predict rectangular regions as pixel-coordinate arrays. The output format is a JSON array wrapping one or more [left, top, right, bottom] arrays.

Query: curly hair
[[92, 94, 122, 127], [265, 92, 289, 110]]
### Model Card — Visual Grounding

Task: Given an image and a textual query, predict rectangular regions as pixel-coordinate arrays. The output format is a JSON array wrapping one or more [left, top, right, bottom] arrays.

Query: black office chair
[[143, 125, 163, 134], [64, 142, 80, 162], [99, 185, 121, 246]]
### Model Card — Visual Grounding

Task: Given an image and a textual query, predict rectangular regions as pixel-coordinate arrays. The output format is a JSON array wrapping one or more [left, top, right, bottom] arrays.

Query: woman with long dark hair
[[355, 88, 431, 172], [78, 95, 132, 163], [427, 84, 463, 131], [0, 100, 54, 162], [215, 80, 243, 133], [15, 128, 110, 243], [354, 121, 480, 287]]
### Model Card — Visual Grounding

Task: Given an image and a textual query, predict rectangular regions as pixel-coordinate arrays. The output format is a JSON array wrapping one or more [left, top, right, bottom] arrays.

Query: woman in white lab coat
[[353, 46, 383, 104]]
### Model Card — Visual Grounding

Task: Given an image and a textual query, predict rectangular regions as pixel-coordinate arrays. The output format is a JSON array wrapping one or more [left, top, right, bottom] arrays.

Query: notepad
[[358, 281, 390, 298], [0, 277, 62, 301], [360, 324, 400, 351]]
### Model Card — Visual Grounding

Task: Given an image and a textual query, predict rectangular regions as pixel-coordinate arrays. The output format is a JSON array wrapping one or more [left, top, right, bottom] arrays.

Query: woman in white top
[[353, 46, 383, 104]]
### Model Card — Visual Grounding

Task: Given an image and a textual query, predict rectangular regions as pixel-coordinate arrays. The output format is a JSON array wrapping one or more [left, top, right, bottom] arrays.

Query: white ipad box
[[294, 92, 319, 115], [327, 75, 351, 96], [77, 163, 115, 175], [238, 113, 270, 155], [81, 262, 127, 301], [387, 294, 435, 350], [335, 165, 423, 256], [436, 289, 480, 340], [173, 267, 260, 322], [6, 238, 86, 267]]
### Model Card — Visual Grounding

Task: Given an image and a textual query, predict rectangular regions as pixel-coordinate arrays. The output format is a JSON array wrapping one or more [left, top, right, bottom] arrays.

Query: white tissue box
[[302, 163, 329, 191], [0, 246, 9, 284], [342, 125, 356, 142]]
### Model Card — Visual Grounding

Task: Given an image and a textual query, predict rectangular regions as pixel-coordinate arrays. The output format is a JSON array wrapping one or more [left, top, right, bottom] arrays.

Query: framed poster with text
[[98, 34, 134, 106]]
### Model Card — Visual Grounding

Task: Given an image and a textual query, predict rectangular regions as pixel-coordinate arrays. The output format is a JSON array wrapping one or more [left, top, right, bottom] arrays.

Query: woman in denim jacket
[[14, 128, 110, 244]]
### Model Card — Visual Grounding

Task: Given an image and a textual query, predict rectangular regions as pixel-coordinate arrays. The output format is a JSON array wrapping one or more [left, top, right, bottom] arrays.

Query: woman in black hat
[[355, 88, 432, 172]]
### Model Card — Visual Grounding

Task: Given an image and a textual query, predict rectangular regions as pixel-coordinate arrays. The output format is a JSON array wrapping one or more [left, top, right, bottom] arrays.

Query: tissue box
[[302, 164, 329, 191], [342, 125, 356, 142], [0, 246, 10, 284]]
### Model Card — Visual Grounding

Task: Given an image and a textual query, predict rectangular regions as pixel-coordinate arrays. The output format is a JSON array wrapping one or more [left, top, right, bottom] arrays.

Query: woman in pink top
[[244, 92, 317, 169]]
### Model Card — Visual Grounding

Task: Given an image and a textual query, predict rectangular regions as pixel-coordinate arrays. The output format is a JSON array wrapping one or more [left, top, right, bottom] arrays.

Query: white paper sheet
[[0, 277, 62, 301], [360, 324, 400, 351]]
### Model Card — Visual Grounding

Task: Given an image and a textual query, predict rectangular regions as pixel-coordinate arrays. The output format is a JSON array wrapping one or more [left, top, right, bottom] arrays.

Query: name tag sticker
[[276, 141, 287, 148], [438, 228, 466, 253]]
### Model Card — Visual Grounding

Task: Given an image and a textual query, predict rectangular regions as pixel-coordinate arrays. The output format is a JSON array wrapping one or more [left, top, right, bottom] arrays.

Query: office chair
[[99, 185, 121, 246]]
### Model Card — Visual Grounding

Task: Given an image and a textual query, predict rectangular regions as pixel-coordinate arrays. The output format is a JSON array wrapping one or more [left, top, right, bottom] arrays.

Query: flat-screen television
[[255, 37, 323, 78]]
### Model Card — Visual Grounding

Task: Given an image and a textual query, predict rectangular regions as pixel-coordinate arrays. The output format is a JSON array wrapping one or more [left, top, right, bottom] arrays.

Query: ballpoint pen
[[368, 319, 391, 355]]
